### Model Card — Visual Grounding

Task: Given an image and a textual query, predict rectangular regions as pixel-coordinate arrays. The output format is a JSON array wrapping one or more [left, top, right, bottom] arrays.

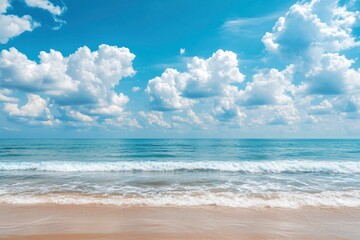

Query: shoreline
[[1, 204, 359, 239]]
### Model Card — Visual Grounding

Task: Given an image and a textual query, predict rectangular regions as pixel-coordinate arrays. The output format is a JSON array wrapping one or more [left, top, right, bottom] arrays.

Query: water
[[0, 139, 360, 208]]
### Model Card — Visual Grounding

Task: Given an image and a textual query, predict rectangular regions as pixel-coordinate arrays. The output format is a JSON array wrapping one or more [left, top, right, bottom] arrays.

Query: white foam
[[0, 160, 360, 174], [1, 190, 360, 208]]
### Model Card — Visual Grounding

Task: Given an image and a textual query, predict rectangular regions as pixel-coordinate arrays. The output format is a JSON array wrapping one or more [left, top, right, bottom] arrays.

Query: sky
[[0, 0, 360, 138]]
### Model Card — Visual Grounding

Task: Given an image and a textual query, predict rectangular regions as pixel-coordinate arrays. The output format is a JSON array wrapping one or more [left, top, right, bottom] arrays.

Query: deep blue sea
[[0, 139, 360, 208]]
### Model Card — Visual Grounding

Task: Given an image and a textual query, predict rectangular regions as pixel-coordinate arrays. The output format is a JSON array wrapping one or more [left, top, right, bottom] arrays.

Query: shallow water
[[0, 139, 360, 208]]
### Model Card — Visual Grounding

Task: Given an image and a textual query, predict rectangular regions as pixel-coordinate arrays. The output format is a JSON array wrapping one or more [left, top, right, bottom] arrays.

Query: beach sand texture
[[1, 205, 360, 240]]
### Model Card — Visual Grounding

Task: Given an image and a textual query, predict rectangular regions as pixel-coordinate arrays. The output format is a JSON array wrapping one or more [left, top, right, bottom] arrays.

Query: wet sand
[[0, 204, 359, 239]]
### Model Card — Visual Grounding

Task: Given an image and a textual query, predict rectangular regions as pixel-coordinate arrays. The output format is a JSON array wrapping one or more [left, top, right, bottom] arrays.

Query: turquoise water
[[0, 139, 360, 208]]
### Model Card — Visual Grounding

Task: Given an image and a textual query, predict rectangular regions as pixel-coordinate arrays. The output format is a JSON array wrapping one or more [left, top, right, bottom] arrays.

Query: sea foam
[[1, 190, 360, 208], [0, 160, 360, 174]]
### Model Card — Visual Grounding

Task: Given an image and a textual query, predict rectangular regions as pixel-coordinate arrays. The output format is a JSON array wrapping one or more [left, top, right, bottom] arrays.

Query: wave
[[1, 190, 360, 208], [0, 160, 360, 174]]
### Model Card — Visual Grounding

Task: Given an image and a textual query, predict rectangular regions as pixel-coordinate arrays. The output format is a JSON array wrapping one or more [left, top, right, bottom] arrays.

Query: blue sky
[[0, 0, 360, 138]]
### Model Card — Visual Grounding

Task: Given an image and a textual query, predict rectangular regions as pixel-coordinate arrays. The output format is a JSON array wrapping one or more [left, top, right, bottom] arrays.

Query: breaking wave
[[0, 160, 360, 174]]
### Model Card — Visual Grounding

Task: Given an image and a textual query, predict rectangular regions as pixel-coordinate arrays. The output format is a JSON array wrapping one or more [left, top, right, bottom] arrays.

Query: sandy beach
[[0, 204, 359, 240]]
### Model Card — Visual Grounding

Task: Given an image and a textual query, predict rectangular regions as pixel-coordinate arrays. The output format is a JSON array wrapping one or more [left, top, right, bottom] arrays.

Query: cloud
[[262, 0, 359, 60], [0, 89, 17, 102], [305, 53, 359, 95], [308, 99, 333, 115], [240, 65, 295, 106], [222, 13, 280, 37], [0, 0, 39, 44], [0, 45, 135, 108], [3, 93, 57, 125], [0, 44, 136, 126], [138, 111, 171, 128], [132, 86, 140, 92], [255, 0, 360, 127], [146, 50, 244, 111], [267, 104, 301, 125], [24, 0, 66, 16], [64, 108, 95, 122], [180, 48, 186, 55], [183, 50, 244, 98], [213, 85, 244, 122], [1, 126, 20, 131], [171, 109, 203, 126], [24, 0, 67, 29], [145, 68, 195, 111], [4, 93, 48, 118]]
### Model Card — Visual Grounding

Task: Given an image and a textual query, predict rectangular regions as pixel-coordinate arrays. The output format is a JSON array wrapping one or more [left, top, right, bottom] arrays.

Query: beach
[[1, 204, 360, 239], [1, 139, 360, 239]]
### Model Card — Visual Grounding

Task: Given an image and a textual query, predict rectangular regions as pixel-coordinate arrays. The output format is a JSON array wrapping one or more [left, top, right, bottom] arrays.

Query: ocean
[[0, 139, 359, 208]]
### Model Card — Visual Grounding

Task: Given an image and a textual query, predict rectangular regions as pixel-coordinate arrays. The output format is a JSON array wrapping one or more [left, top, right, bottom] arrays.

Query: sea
[[0, 139, 360, 208]]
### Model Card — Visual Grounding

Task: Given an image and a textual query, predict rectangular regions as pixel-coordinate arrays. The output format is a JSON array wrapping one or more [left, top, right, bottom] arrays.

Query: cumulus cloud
[[65, 109, 95, 122], [262, 0, 359, 60], [4, 93, 48, 118], [171, 109, 203, 126], [146, 50, 244, 112], [3, 93, 57, 125], [83, 0, 360, 133], [213, 85, 244, 122], [0, 0, 39, 44], [240, 65, 295, 106], [138, 111, 171, 128], [301, 53, 360, 97], [256, 0, 360, 126], [308, 99, 334, 115], [145, 68, 195, 110], [0, 44, 136, 126], [183, 50, 244, 98], [267, 104, 301, 125]]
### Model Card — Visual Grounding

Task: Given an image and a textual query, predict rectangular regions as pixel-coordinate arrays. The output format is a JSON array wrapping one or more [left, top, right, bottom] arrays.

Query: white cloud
[[171, 109, 203, 126], [240, 65, 295, 106], [24, 0, 66, 29], [222, 13, 280, 37], [180, 48, 186, 55], [0, 44, 136, 127], [132, 86, 140, 92], [3, 93, 58, 126], [262, 0, 359, 61], [66, 109, 95, 122], [308, 99, 333, 115], [89, 93, 129, 116], [0, 89, 17, 102], [0, 0, 9, 13], [103, 113, 141, 129], [145, 68, 195, 110], [0, 0, 39, 44], [4, 94, 48, 118], [183, 50, 244, 98], [0, 47, 75, 94], [305, 53, 358, 95], [24, 0, 66, 16], [146, 50, 244, 111], [213, 85, 244, 122], [138, 111, 171, 128], [255, 0, 360, 127], [1, 126, 20, 131], [0, 45, 136, 119], [267, 104, 301, 125]]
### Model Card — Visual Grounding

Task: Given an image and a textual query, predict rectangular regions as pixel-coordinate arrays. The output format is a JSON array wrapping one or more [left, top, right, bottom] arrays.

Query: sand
[[0, 204, 360, 239]]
